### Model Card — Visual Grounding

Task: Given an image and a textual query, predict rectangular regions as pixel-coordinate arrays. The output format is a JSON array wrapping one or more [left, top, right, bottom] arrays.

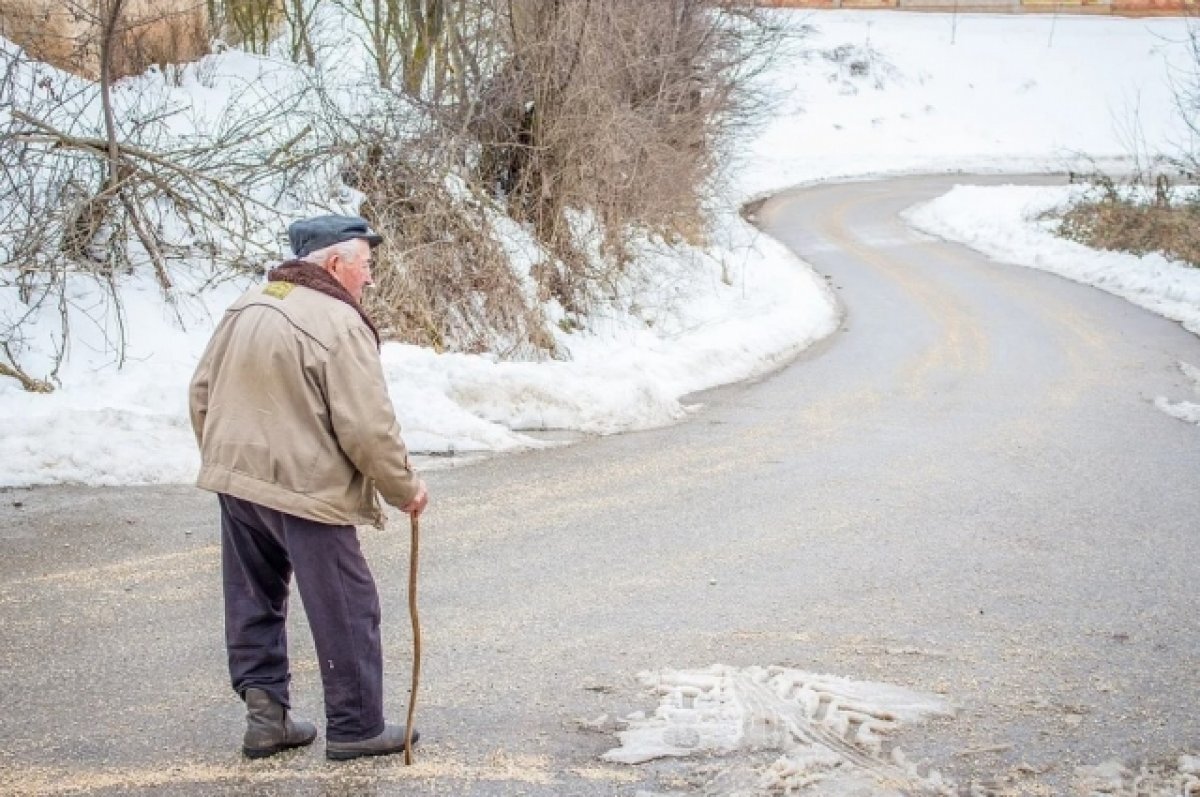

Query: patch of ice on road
[[1154, 361, 1200, 427], [604, 664, 955, 796]]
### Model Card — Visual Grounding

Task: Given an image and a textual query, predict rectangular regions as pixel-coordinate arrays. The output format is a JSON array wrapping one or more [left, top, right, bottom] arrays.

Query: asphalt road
[[1, 174, 1197, 796]]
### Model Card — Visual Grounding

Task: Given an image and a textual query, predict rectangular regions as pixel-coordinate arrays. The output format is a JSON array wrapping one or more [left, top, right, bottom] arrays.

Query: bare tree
[[1167, 23, 1200, 179], [0, 1, 329, 389], [217, 0, 284, 54], [280, 0, 320, 65], [332, 0, 467, 97]]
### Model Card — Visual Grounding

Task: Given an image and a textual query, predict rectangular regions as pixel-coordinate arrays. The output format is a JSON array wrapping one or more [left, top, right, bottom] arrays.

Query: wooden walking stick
[[405, 511, 421, 765]]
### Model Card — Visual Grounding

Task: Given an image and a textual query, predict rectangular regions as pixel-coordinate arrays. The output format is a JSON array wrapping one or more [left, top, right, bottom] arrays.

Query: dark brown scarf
[[267, 259, 380, 349]]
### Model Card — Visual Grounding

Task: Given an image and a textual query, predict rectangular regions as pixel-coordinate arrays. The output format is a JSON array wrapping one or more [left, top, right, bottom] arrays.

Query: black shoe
[[242, 688, 318, 759], [326, 723, 420, 761]]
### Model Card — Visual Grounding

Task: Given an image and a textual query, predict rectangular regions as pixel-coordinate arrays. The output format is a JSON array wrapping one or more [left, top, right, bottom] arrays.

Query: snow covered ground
[[1, 11, 1197, 487]]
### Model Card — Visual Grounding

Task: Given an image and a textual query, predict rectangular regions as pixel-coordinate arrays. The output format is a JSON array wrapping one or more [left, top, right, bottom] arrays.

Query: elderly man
[[189, 214, 428, 761]]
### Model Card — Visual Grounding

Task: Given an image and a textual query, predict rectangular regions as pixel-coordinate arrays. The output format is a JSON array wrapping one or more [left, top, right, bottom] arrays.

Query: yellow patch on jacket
[[262, 281, 295, 299]]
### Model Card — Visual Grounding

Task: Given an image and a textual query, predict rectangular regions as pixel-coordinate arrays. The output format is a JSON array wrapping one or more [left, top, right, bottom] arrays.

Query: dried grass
[[0, 0, 210, 80], [1058, 174, 1200, 268]]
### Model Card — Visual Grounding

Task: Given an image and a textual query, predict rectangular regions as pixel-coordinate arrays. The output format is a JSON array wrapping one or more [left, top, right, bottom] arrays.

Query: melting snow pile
[[604, 665, 956, 796], [1154, 362, 1200, 427]]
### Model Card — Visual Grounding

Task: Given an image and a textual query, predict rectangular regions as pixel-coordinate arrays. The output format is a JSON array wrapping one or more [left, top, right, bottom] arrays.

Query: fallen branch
[[9, 110, 276, 215], [0, 360, 53, 393]]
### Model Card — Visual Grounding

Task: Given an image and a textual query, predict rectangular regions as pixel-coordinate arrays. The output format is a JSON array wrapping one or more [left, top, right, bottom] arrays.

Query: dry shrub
[[0, 0, 210, 80], [472, 0, 775, 311], [342, 135, 555, 358], [119, 1, 210, 78], [0, 1, 79, 70], [1059, 174, 1200, 268]]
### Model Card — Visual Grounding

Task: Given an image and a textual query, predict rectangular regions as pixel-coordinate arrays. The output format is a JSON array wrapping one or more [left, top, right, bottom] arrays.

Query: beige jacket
[[188, 281, 419, 527]]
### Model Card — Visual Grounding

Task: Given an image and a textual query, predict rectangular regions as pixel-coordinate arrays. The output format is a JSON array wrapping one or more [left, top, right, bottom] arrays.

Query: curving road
[[1, 174, 1197, 795]]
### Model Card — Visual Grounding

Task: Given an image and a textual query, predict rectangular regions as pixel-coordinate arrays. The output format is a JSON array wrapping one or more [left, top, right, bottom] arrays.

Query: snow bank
[[903, 184, 1200, 336]]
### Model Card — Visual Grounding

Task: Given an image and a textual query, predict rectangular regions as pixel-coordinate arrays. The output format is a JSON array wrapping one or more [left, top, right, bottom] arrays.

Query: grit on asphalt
[[1, 175, 1197, 796]]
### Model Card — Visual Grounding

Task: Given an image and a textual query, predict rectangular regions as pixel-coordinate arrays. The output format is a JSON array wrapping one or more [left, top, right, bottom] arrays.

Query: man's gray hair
[[302, 240, 361, 267]]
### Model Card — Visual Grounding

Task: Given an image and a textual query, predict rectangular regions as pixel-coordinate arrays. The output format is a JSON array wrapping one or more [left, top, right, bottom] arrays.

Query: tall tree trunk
[[99, 0, 125, 195]]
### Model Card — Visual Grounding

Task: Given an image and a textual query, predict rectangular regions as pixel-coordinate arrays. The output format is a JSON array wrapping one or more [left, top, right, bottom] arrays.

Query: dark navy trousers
[[219, 494, 385, 742]]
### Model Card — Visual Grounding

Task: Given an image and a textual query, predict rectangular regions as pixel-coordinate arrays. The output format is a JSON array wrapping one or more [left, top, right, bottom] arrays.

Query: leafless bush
[[259, 2, 556, 357], [334, 94, 555, 357], [470, 0, 780, 311], [319, 0, 781, 350], [0, 4, 329, 390], [1058, 171, 1200, 268]]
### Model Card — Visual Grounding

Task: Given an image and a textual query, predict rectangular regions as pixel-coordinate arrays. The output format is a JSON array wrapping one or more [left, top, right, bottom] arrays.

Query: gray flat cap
[[288, 214, 383, 258]]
